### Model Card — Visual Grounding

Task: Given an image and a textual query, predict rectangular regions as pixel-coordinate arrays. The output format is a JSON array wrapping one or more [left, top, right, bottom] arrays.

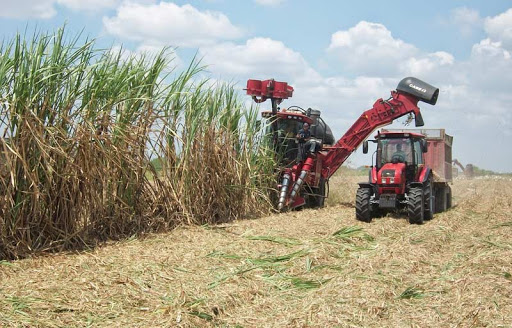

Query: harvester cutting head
[[246, 79, 294, 105]]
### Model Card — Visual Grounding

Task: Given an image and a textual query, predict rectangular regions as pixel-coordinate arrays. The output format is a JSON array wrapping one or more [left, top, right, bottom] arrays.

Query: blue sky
[[1, 0, 511, 172]]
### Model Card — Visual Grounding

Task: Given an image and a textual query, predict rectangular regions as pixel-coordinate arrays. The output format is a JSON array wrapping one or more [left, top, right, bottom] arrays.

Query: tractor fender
[[409, 182, 423, 188], [358, 182, 378, 196], [417, 167, 431, 184], [358, 182, 373, 189]]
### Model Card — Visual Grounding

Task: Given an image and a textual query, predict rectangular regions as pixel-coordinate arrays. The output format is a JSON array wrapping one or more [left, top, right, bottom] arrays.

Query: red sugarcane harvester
[[245, 77, 439, 215]]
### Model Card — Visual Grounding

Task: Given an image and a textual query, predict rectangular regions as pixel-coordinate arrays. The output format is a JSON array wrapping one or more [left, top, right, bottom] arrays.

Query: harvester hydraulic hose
[[288, 157, 315, 206]]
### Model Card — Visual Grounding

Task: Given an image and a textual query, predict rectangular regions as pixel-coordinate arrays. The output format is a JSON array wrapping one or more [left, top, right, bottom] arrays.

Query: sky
[[1, 0, 511, 172]]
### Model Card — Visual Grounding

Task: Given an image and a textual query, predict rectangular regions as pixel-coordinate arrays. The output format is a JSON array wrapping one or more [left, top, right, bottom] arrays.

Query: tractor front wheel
[[408, 187, 425, 224], [355, 188, 373, 223]]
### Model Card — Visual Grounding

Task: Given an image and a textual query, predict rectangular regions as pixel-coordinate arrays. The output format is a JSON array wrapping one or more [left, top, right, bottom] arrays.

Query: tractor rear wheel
[[408, 187, 424, 224], [355, 188, 372, 223], [424, 178, 434, 220], [446, 185, 452, 209], [434, 185, 448, 213]]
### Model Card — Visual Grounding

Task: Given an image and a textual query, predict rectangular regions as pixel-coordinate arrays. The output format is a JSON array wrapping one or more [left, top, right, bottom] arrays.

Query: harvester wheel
[[305, 178, 326, 208], [408, 187, 424, 224], [424, 178, 434, 220], [355, 188, 372, 223], [315, 177, 326, 208]]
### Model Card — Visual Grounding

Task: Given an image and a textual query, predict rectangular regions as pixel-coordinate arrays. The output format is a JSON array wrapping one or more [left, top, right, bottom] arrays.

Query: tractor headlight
[[390, 178, 394, 184]]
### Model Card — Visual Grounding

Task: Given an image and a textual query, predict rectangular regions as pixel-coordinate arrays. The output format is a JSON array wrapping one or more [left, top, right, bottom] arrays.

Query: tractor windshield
[[377, 138, 413, 167]]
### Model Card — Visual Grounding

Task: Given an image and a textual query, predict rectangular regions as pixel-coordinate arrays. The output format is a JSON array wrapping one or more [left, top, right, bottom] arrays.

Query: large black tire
[[434, 185, 446, 213], [355, 188, 372, 223], [316, 177, 326, 208], [408, 187, 424, 224], [446, 185, 452, 209], [305, 177, 326, 208], [424, 178, 434, 220]]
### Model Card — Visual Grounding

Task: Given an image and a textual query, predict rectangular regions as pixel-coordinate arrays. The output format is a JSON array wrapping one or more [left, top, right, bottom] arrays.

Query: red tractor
[[245, 77, 439, 212], [357, 131, 433, 224], [357, 128, 454, 224]]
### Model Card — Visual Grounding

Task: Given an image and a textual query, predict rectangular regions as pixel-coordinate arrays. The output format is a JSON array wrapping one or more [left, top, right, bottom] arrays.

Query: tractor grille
[[382, 169, 395, 177]]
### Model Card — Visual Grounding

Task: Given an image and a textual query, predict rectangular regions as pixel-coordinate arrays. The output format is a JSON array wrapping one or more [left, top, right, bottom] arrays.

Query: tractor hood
[[378, 162, 406, 185]]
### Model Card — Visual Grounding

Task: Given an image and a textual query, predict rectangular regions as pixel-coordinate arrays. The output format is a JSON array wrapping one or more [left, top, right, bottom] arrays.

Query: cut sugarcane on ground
[[1, 174, 511, 327]]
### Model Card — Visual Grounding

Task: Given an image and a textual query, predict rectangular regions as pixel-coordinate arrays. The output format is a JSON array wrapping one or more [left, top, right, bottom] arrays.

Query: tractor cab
[[376, 132, 427, 186], [364, 131, 427, 189]]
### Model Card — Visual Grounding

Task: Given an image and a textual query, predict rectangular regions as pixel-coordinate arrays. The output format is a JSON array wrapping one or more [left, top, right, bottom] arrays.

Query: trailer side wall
[[423, 130, 452, 183]]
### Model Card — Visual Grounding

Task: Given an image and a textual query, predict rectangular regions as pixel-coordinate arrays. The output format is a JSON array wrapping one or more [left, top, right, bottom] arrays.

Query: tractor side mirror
[[363, 140, 369, 154], [421, 139, 428, 153]]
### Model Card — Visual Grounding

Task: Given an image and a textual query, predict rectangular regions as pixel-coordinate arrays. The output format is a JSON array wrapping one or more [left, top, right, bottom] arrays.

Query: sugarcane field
[[1, 173, 511, 327], [1, 2, 512, 327]]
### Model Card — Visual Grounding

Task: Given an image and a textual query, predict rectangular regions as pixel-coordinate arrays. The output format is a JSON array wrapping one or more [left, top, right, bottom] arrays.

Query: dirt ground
[[1, 175, 511, 327]]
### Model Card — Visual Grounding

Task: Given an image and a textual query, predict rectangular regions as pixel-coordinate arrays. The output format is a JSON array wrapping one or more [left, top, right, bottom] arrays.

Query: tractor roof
[[375, 131, 425, 139]]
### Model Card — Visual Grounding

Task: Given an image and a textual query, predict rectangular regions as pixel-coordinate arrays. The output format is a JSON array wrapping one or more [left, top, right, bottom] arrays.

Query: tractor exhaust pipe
[[277, 173, 291, 211]]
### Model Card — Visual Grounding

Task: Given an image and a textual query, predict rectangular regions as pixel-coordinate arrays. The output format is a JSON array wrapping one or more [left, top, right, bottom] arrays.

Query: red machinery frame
[[246, 77, 438, 210]]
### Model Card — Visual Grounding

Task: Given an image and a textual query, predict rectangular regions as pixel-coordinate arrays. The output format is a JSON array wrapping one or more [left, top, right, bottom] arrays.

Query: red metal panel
[[424, 133, 452, 182], [424, 139, 445, 179], [246, 79, 293, 100], [321, 91, 423, 179]]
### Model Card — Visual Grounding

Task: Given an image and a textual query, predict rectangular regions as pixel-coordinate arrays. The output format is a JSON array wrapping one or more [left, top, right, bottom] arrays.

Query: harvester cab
[[246, 79, 334, 165], [246, 77, 439, 212]]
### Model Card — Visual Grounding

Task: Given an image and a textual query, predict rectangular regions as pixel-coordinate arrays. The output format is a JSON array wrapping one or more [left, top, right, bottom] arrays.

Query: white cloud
[[58, 0, 121, 11], [199, 37, 320, 81], [404, 51, 454, 77], [471, 38, 511, 60], [0, 0, 156, 18], [103, 2, 243, 48], [0, 0, 56, 19], [254, 0, 285, 6], [327, 21, 418, 76], [450, 7, 482, 37], [484, 8, 512, 50], [467, 38, 512, 94], [109, 44, 183, 71], [58, 0, 157, 11]]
